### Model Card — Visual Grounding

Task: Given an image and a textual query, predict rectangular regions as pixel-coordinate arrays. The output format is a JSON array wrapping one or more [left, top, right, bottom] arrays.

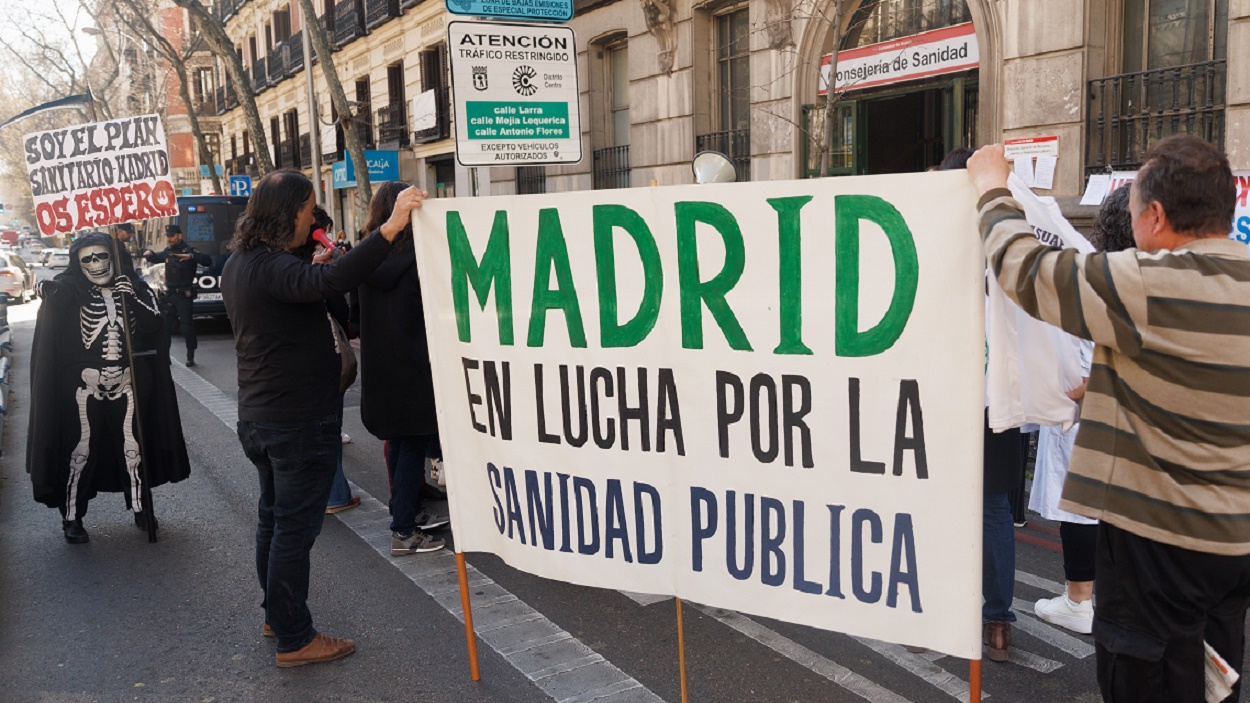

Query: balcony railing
[[1085, 59, 1226, 175], [215, 86, 226, 116], [695, 129, 750, 182], [278, 138, 295, 169], [364, 0, 400, 29], [413, 85, 451, 144], [251, 57, 269, 92], [334, 0, 366, 47], [400, 0, 423, 8], [268, 44, 289, 83], [225, 81, 238, 110], [516, 166, 546, 194], [319, 13, 335, 44], [229, 153, 257, 177], [299, 133, 311, 168], [376, 102, 410, 147], [592, 145, 631, 189], [289, 31, 305, 72]]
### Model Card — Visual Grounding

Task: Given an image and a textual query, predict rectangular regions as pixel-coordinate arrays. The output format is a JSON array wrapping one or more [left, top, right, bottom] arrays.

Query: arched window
[[841, 0, 972, 51]]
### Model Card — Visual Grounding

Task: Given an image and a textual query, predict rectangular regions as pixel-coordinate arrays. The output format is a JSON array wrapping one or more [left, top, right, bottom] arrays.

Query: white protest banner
[[24, 114, 178, 237], [820, 22, 978, 94], [413, 172, 986, 657]]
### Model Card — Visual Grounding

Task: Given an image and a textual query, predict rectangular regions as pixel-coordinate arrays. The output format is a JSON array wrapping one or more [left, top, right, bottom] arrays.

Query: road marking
[[850, 637, 985, 702], [1015, 570, 1066, 595], [170, 365, 666, 703], [1011, 599, 1096, 658], [688, 603, 917, 703]]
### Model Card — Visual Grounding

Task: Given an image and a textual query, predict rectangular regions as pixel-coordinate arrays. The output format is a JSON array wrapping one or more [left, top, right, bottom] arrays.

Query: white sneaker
[[341, 432, 351, 444], [1034, 594, 1093, 634]]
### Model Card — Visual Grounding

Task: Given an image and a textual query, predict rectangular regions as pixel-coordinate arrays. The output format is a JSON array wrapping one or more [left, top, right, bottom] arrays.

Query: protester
[[1030, 184, 1135, 635], [355, 181, 449, 557], [222, 170, 426, 667], [27, 232, 190, 543], [142, 225, 211, 367], [970, 136, 1250, 702]]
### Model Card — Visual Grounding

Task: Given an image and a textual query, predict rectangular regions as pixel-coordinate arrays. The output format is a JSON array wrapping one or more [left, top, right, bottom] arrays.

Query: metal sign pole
[[302, 27, 324, 206]]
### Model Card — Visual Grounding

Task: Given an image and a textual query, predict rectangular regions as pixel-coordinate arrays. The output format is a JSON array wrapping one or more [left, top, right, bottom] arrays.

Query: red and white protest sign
[[820, 22, 978, 94], [1004, 136, 1060, 160], [24, 114, 179, 236]]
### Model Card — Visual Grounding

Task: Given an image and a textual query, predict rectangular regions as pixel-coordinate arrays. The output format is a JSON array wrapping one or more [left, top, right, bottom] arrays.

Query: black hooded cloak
[[26, 233, 191, 513]]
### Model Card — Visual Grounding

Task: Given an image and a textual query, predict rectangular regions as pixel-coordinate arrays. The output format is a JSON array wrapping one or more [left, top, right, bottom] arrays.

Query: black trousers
[[1061, 521, 1097, 582], [1095, 522, 1250, 703], [164, 292, 196, 354]]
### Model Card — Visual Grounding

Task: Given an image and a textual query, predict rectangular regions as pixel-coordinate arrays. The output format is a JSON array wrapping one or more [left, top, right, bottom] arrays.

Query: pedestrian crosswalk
[[174, 364, 1097, 703]]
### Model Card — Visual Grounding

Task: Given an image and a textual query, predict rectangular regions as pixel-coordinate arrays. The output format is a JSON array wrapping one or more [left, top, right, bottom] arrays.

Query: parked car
[[47, 249, 70, 268], [0, 251, 36, 303]]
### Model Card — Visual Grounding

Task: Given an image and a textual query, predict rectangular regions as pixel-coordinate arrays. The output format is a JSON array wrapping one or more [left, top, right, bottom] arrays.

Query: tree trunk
[[170, 0, 274, 174], [113, 0, 224, 194], [296, 0, 372, 226], [820, 2, 842, 178]]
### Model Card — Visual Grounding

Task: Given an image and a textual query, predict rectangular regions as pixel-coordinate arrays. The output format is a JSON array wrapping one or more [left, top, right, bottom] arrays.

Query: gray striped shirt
[[979, 188, 1250, 555]]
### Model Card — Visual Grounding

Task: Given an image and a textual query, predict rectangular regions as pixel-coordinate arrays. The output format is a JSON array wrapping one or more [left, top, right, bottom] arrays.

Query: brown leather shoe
[[275, 633, 356, 668], [983, 622, 1010, 662], [262, 623, 274, 638]]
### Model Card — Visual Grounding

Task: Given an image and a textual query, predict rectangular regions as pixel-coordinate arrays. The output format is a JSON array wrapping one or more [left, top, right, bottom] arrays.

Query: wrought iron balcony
[[333, 0, 366, 47], [299, 133, 311, 168], [516, 166, 546, 194], [412, 85, 451, 144], [376, 102, 410, 147], [694, 129, 750, 182], [319, 13, 335, 44], [592, 145, 631, 189], [1085, 60, 1226, 175], [215, 86, 226, 116], [289, 31, 304, 72], [364, 0, 400, 30], [278, 138, 295, 169], [400, 0, 423, 8], [268, 44, 289, 83], [251, 57, 269, 92]]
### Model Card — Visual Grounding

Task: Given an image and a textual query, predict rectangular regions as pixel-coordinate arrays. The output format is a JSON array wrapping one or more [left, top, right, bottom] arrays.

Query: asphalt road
[[0, 277, 1234, 703]]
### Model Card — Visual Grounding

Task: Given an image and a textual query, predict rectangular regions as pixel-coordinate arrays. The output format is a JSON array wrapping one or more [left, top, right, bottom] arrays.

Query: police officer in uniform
[[143, 225, 211, 366]]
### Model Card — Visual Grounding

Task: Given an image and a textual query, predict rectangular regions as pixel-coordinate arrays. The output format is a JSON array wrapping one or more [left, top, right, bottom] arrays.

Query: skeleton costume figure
[[27, 233, 191, 544]]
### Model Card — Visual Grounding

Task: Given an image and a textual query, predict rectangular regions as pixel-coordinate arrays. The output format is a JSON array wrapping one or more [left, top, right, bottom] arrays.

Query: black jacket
[[222, 233, 393, 423], [356, 235, 437, 439], [148, 241, 211, 289]]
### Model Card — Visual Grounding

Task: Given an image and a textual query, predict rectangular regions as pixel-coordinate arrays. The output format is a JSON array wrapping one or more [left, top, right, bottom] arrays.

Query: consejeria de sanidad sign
[[24, 114, 178, 236], [414, 172, 986, 658]]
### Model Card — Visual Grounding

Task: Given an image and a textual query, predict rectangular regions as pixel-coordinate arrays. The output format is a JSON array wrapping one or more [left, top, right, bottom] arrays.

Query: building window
[[843, 0, 973, 49], [415, 44, 451, 143], [1085, 0, 1228, 173], [594, 41, 631, 190], [516, 166, 546, 194], [695, 7, 751, 181]]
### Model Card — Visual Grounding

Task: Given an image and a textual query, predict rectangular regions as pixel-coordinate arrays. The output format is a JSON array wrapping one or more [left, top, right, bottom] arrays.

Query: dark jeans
[[238, 412, 341, 653], [386, 435, 432, 534], [165, 292, 196, 353], [983, 491, 1017, 623], [1095, 522, 1250, 703], [1061, 521, 1098, 583]]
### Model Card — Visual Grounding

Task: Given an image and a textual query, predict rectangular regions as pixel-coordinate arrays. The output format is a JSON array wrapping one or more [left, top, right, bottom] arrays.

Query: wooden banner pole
[[676, 597, 690, 703], [456, 551, 481, 681], [969, 658, 981, 701]]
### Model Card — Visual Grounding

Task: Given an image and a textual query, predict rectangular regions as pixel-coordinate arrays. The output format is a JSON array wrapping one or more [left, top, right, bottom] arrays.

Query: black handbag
[[329, 314, 357, 393]]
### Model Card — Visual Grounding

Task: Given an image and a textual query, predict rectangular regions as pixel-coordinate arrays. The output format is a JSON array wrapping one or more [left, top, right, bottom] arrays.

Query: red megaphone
[[311, 228, 336, 250]]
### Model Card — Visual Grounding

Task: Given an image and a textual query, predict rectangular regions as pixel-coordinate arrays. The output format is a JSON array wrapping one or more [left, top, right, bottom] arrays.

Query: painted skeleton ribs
[[64, 267, 161, 521]]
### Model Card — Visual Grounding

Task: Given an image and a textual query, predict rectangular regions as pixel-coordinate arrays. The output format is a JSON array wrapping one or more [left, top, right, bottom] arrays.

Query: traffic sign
[[448, 21, 581, 167], [445, 0, 573, 22], [229, 175, 253, 197]]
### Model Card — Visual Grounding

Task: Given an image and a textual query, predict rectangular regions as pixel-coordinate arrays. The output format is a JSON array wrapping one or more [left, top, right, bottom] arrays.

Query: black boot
[[186, 350, 196, 367], [135, 511, 159, 532], [62, 519, 89, 544]]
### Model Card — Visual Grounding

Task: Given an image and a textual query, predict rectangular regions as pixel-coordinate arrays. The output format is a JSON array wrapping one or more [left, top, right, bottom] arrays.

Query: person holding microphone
[[222, 170, 426, 668]]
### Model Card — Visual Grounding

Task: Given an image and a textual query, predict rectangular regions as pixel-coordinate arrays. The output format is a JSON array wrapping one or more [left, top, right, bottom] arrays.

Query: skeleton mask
[[78, 245, 114, 286]]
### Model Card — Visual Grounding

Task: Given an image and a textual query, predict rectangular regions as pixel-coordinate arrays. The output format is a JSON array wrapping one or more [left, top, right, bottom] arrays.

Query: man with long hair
[[221, 170, 426, 667]]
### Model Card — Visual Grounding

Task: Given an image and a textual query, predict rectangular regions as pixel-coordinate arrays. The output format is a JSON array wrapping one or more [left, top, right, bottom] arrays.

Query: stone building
[[210, 0, 1246, 218]]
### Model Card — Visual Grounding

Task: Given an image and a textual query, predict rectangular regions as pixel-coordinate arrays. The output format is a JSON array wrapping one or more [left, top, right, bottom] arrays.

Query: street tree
[[168, 0, 275, 174]]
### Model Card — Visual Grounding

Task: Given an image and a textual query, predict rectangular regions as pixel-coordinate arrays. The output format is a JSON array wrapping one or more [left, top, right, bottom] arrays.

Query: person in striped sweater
[[968, 135, 1249, 702]]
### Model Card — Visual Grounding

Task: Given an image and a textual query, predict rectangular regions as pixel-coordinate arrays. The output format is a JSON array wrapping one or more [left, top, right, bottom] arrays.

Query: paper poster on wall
[[412, 90, 438, 132], [412, 172, 987, 658], [1081, 170, 1250, 245], [23, 114, 178, 236]]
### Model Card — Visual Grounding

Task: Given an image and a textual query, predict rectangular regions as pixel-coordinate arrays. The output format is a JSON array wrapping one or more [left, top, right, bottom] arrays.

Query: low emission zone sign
[[449, 21, 581, 167], [445, 0, 573, 22]]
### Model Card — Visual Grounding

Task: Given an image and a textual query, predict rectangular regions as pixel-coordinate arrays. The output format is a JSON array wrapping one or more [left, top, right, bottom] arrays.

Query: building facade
[[209, 0, 1246, 219]]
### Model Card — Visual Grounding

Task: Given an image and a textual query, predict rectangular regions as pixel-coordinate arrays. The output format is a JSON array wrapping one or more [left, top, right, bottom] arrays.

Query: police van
[[138, 195, 248, 318]]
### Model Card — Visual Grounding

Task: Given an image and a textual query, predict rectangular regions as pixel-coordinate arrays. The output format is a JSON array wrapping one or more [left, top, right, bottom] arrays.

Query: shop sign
[[820, 22, 979, 94], [332, 150, 400, 189]]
